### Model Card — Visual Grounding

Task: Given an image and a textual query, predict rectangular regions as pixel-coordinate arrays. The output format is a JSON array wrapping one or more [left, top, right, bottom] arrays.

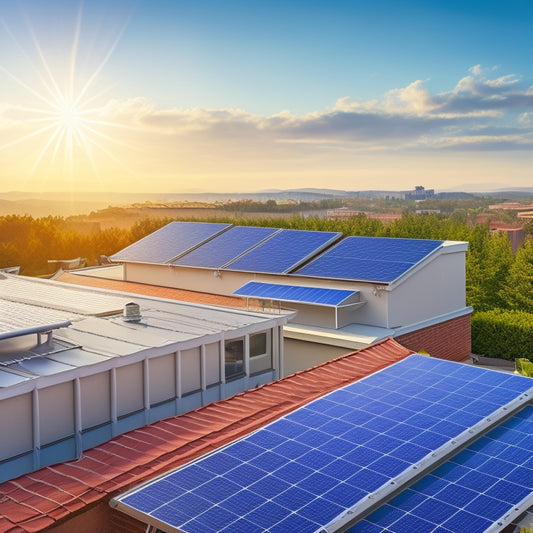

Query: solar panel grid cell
[[294, 236, 443, 282], [172, 226, 279, 269], [115, 357, 533, 533], [110, 222, 231, 264], [354, 405, 533, 533], [225, 229, 341, 274]]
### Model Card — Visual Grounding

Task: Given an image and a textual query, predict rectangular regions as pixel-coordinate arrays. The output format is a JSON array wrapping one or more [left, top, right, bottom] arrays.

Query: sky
[[1, 0, 533, 195]]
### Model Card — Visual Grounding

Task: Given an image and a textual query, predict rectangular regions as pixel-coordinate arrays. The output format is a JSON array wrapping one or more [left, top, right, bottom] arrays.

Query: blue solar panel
[[233, 281, 358, 306], [113, 356, 533, 533], [110, 222, 231, 264], [294, 236, 443, 282], [224, 229, 341, 274], [172, 226, 279, 269], [351, 404, 533, 533]]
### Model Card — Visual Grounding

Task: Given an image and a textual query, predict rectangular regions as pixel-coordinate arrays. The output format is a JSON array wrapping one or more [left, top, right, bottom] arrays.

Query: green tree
[[466, 227, 513, 311], [500, 240, 533, 312]]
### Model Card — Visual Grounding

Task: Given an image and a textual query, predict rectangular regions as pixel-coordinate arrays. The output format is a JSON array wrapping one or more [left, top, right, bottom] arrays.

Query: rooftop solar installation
[[351, 404, 533, 533], [112, 355, 533, 533], [223, 229, 342, 274], [171, 226, 280, 269], [294, 236, 444, 283], [233, 281, 359, 306], [110, 222, 231, 264]]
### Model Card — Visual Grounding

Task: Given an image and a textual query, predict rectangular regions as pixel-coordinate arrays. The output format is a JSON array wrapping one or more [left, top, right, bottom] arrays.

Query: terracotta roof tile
[[55, 272, 250, 308], [0, 337, 413, 532]]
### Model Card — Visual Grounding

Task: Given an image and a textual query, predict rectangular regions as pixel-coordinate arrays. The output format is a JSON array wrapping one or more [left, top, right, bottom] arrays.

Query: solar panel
[[110, 222, 231, 264], [294, 236, 443, 283], [172, 226, 279, 269], [224, 230, 341, 274], [353, 404, 533, 533], [112, 356, 533, 533], [233, 281, 358, 306]]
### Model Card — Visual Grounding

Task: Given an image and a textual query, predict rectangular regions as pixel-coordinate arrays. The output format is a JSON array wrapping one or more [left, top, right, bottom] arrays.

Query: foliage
[[0, 215, 130, 276], [499, 240, 533, 313], [471, 309, 533, 361], [1, 206, 532, 363], [466, 227, 514, 311], [515, 358, 533, 377]]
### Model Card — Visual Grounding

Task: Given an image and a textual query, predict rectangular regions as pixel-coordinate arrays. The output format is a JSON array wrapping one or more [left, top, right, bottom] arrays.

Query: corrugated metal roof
[[0, 275, 284, 386], [233, 281, 359, 306], [0, 273, 130, 317], [0, 338, 413, 532], [0, 299, 80, 335]]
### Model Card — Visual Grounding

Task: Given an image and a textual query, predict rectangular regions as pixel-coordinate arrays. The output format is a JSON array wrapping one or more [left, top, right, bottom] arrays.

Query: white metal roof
[[0, 274, 288, 392]]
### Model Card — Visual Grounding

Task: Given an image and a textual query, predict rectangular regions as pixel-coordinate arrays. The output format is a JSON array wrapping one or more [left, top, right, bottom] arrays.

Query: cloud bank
[[2, 66, 533, 192], [94, 65, 533, 153]]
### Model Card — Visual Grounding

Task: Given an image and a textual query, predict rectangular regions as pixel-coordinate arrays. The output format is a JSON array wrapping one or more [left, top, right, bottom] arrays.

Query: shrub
[[515, 358, 533, 377], [471, 309, 533, 361]]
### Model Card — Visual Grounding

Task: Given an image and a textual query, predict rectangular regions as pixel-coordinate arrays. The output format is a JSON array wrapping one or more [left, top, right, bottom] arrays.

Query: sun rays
[[0, 2, 131, 185]]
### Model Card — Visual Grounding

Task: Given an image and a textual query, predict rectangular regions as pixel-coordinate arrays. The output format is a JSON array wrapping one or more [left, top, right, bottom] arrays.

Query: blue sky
[[1, 0, 532, 193]]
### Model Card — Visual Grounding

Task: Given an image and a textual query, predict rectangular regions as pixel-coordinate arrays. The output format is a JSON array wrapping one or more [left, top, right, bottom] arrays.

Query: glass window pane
[[225, 339, 244, 379]]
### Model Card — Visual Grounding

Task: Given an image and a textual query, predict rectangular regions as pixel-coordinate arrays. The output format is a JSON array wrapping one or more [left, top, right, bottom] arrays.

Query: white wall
[[388, 251, 466, 328], [284, 338, 349, 376]]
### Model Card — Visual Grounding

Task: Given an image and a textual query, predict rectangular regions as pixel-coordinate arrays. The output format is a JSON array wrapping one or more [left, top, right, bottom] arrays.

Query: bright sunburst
[[0, 2, 130, 183]]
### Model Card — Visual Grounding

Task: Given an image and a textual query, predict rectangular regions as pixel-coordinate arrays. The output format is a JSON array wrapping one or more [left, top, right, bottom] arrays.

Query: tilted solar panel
[[172, 226, 280, 269], [294, 236, 443, 283], [352, 404, 533, 533], [224, 229, 342, 274], [110, 222, 231, 264], [233, 281, 358, 306], [111, 356, 533, 533]]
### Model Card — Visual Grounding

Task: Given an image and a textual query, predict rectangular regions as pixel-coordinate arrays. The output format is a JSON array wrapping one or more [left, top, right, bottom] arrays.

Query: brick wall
[[396, 313, 471, 362], [50, 500, 147, 533]]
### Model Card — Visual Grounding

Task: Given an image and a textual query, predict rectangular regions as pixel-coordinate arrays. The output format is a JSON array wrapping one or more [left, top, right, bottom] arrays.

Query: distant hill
[[1, 186, 532, 217]]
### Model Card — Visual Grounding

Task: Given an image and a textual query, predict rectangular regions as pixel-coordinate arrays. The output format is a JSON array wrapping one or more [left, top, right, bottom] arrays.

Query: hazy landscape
[[1, 186, 533, 218]]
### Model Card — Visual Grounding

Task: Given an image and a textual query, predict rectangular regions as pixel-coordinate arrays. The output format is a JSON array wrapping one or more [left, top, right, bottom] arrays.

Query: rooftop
[[0, 337, 413, 533], [0, 273, 281, 389]]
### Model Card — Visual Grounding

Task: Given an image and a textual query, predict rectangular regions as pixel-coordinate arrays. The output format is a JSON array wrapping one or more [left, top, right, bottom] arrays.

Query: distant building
[[489, 202, 533, 211], [518, 210, 533, 221], [489, 223, 526, 253], [326, 208, 402, 224], [404, 185, 435, 201]]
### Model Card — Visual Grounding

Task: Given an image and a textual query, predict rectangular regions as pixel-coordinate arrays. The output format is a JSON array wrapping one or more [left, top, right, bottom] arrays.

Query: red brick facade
[[396, 313, 472, 362]]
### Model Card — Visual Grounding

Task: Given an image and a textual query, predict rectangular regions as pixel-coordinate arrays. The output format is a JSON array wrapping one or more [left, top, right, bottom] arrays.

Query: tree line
[[1, 212, 532, 314]]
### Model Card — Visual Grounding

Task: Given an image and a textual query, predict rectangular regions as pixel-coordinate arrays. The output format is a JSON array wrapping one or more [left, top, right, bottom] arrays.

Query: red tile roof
[[55, 272, 250, 308], [0, 337, 414, 533]]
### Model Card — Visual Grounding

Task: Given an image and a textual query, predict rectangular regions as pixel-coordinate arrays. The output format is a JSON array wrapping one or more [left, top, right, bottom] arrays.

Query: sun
[[57, 100, 83, 132], [0, 2, 130, 182]]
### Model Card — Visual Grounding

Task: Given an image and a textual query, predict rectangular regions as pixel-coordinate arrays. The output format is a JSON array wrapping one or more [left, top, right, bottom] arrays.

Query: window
[[225, 338, 244, 380], [250, 332, 267, 357], [249, 331, 273, 375]]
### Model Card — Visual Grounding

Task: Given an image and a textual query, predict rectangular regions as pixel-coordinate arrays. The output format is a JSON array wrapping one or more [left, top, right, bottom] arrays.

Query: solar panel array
[[233, 281, 358, 306], [294, 236, 443, 283], [113, 356, 533, 533], [172, 226, 279, 269], [222, 229, 342, 274], [352, 404, 533, 533], [110, 222, 450, 283], [110, 222, 231, 264]]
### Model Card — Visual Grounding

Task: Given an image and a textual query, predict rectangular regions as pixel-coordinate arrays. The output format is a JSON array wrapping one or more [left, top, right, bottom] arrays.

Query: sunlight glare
[[0, 2, 132, 185]]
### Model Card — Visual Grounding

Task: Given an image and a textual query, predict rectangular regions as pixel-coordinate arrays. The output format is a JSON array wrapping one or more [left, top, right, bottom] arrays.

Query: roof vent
[[123, 302, 142, 322]]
